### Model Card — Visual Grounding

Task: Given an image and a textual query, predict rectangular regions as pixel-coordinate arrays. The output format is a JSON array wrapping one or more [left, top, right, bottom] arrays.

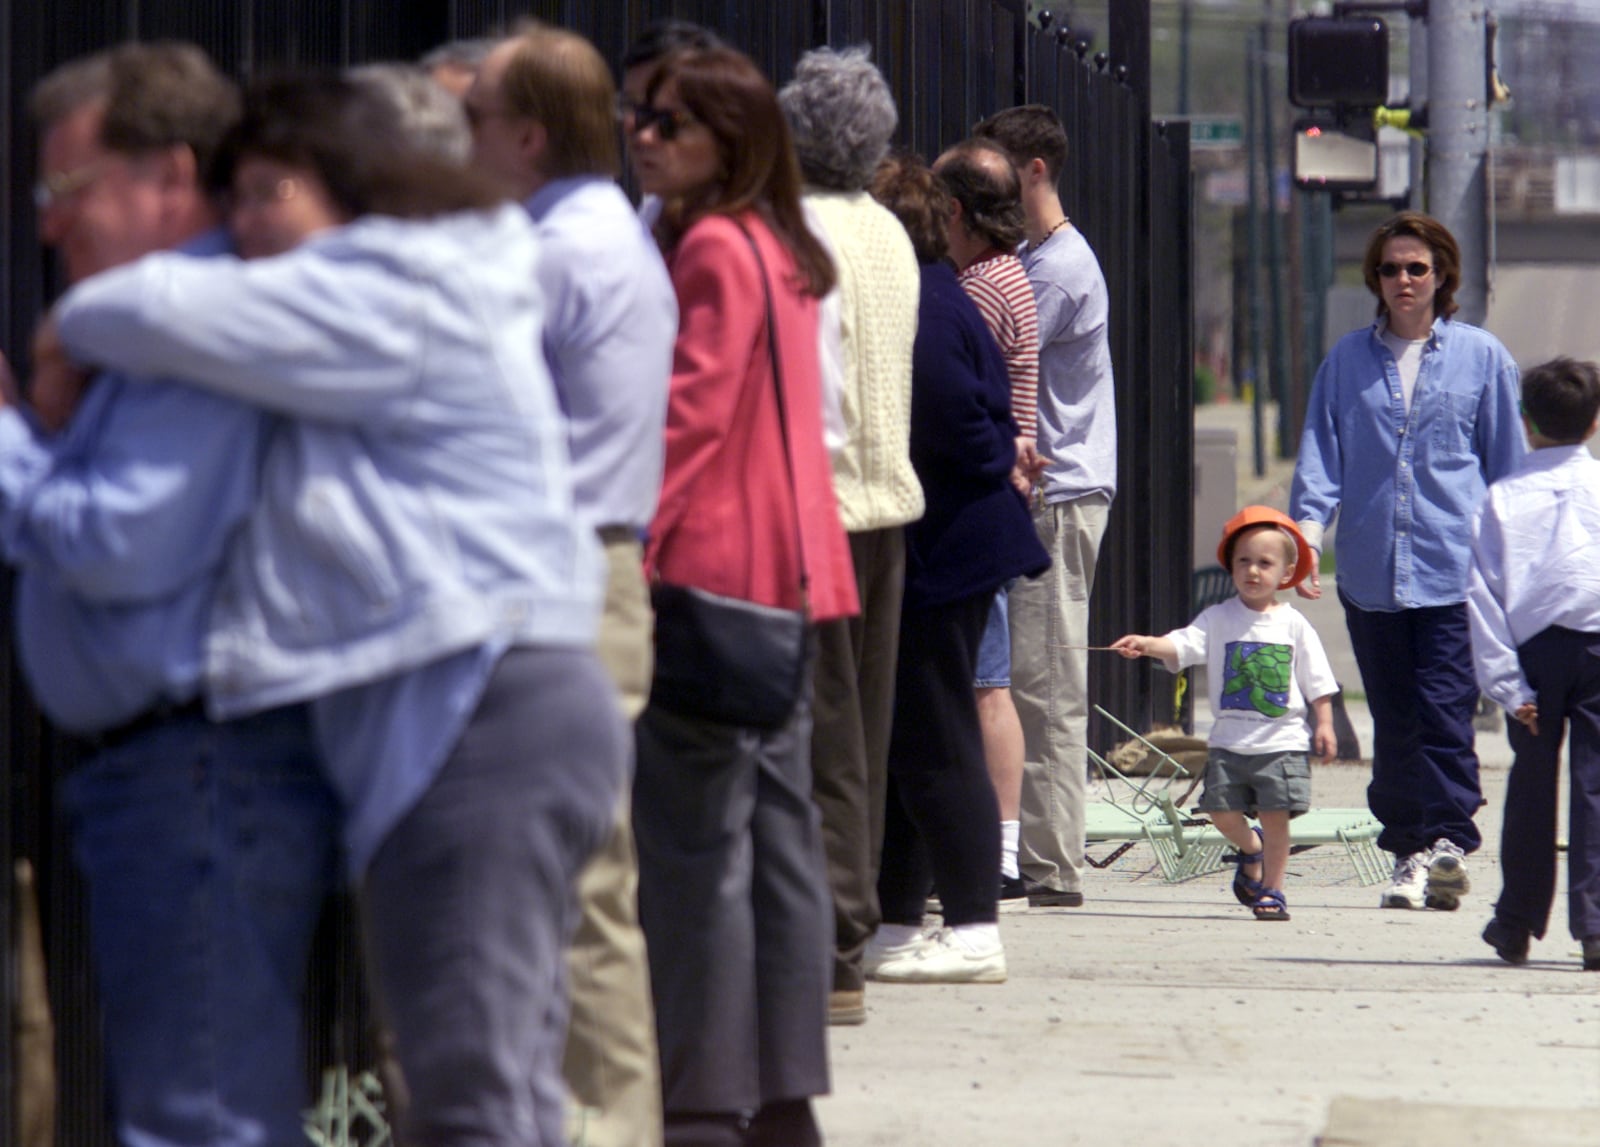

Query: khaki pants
[[563, 535, 664, 1147], [1011, 494, 1109, 894]]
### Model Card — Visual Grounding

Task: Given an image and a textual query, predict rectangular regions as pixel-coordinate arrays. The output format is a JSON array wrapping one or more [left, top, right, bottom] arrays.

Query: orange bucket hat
[[1216, 506, 1315, 589]]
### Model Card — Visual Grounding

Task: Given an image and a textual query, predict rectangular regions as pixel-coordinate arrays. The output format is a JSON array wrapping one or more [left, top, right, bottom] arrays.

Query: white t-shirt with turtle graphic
[[1165, 598, 1338, 755]]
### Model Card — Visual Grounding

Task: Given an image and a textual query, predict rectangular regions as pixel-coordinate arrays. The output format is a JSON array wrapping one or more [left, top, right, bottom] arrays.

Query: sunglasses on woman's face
[[1377, 261, 1433, 279], [629, 103, 699, 143]]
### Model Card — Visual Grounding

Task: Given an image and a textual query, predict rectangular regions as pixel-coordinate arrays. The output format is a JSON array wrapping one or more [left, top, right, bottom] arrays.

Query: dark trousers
[[364, 648, 626, 1147], [879, 592, 1001, 929], [809, 527, 905, 992], [634, 686, 832, 1115], [1341, 592, 1482, 857], [1497, 626, 1600, 941]]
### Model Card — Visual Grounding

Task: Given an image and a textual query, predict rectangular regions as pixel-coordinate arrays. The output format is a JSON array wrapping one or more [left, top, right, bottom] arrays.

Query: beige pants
[[1011, 494, 1109, 894], [563, 535, 663, 1147]]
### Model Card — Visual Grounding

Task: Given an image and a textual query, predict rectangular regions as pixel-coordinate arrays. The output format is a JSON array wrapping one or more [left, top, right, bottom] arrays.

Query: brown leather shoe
[[828, 989, 866, 1025], [1582, 935, 1600, 972]]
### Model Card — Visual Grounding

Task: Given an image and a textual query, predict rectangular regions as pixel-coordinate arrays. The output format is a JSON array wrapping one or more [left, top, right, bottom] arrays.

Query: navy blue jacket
[[903, 261, 1050, 610]]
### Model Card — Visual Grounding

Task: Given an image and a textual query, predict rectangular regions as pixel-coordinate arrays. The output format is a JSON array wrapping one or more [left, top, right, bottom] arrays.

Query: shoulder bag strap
[[733, 216, 811, 613]]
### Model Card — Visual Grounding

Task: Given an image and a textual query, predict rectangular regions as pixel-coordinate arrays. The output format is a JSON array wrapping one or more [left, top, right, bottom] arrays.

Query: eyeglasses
[[33, 158, 108, 210], [628, 103, 699, 143], [1377, 261, 1433, 279]]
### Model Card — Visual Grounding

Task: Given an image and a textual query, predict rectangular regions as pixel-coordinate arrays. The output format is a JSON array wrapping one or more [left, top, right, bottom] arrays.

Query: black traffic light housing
[[1288, 17, 1389, 109]]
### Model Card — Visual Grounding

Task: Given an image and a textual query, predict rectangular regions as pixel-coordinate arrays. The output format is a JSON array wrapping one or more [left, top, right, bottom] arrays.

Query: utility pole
[[1408, 10, 1428, 211], [1427, 0, 1489, 323]]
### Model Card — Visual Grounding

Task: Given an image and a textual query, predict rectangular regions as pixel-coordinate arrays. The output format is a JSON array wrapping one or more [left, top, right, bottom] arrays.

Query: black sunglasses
[[629, 103, 699, 142], [1377, 261, 1433, 279]]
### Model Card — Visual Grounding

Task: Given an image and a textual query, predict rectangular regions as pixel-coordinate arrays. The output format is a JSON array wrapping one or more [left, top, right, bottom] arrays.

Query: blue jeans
[[60, 706, 339, 1147]]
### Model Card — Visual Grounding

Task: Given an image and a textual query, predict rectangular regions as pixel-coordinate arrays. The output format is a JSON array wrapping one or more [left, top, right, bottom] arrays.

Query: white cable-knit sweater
[[804, 190, 925, 532]]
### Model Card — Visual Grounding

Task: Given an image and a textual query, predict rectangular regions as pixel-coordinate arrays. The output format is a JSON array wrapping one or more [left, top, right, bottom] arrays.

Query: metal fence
[[0, 1, 1191, 1140]]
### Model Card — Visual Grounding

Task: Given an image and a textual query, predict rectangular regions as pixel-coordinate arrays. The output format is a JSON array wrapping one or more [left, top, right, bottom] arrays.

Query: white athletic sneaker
[[863, 925, 934, 978], [1424, 838, 1470, 911], [1381, 851, 1429, 910], [870, 927, 1007, 984]]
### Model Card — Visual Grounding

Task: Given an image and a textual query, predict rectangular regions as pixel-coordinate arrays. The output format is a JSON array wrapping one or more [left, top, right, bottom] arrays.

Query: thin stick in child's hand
[[1059, 644, 1119, 651]]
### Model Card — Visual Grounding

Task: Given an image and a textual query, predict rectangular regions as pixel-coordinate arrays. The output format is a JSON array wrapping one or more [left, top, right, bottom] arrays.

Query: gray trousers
[[634, 688, 833, 1115], [364, 646, 627, 1147]]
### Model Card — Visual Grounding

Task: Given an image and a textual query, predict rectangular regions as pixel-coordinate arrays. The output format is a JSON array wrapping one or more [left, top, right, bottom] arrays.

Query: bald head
[[934, 139, 1024, 263]]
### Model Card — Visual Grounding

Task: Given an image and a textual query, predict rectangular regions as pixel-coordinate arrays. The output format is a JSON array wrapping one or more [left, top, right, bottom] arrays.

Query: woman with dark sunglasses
[[628, 45, 858, 1147], [1290, 210, 1524, 916]]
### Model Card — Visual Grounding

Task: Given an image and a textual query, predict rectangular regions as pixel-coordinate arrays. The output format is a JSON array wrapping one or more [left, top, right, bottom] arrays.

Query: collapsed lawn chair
[[1088, 705, 1391, 885]]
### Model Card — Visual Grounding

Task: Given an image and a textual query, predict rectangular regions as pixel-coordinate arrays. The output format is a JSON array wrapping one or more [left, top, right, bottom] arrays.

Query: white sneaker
[[870, 927, 1007, 984], [1381, 851, 1428, 909], [1424, 838, 1470, 910], [863, 925, 933, 978]]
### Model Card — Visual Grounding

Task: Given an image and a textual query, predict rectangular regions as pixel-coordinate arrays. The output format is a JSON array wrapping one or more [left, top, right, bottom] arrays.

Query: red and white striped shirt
[[958, 250, 1039, 439]]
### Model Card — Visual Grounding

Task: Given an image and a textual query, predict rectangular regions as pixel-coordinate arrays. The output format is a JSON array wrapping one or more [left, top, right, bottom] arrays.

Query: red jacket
[[646, 212, 859, 623]]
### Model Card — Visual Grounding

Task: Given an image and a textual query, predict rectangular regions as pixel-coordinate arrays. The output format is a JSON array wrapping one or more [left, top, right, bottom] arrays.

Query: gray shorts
[[1197, 748, 1312, 816]]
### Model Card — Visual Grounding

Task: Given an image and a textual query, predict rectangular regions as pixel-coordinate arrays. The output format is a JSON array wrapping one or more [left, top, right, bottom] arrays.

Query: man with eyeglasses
[[1291, 211, 1524, 915], [467, 23, 676, 1147], [4, 42, 339, 1147]]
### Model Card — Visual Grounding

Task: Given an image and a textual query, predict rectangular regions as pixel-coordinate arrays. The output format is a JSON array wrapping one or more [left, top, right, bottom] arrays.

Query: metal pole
[[1259, 13, 1291, 460], [1245, 34, 1265, 479], [1408, 7, 1428, 210], [1428, 0, 1489, 324], [1178, 0, 1193, 116]]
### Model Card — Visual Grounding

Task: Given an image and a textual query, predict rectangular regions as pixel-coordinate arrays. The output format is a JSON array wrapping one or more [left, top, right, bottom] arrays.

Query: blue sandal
[[1251, 888, 1290, 921], [1232, 826, 1266, 906]]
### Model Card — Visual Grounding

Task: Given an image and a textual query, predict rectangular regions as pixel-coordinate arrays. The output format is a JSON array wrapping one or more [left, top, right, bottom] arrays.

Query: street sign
[[1183, 116, 1243, 148]]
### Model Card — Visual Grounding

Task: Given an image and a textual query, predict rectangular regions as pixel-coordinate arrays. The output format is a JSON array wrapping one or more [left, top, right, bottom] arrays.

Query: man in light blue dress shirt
[[468, 26, 678, 1147], [5, 44, 337, 1147], [1291, 212, 1523, 913]]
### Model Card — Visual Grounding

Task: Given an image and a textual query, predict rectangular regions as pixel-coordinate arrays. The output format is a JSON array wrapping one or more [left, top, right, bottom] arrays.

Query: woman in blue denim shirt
[[1290, 211, 1524, 914]]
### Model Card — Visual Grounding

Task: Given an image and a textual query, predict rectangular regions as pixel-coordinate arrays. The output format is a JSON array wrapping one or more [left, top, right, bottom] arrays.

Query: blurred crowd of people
[[7, 11, 1594, 1147], [2, 18, 1120, 1147]]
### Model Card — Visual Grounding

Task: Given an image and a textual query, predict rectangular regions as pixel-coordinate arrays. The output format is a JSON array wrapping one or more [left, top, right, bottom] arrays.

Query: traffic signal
[[1288, 17, 1389, 110]]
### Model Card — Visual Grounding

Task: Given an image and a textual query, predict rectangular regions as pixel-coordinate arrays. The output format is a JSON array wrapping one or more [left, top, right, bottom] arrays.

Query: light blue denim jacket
[[0, 230, 266, 734], [1289, 317, 1524, 611], [55, 205, 602, 718]]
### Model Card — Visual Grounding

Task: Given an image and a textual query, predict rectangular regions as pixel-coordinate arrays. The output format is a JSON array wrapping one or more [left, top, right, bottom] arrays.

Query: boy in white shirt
[[1113, 507, 1338, 920], [1467, 356, 1600, 971]]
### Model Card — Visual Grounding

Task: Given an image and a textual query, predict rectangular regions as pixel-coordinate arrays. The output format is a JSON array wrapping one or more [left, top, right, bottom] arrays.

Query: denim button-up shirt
[[1290, 317, 1524, 611]]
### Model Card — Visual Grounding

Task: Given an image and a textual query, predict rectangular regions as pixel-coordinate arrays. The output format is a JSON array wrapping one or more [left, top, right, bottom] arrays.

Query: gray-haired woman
[[778, 45, 923, 1025]]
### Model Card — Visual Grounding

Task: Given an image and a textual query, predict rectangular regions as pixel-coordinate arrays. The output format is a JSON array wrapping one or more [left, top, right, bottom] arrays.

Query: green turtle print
[[1220, 641, 1292, 717]]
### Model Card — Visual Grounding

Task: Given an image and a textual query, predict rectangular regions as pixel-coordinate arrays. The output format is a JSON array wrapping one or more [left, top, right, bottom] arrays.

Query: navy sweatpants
[[1340, 593, 1482, 857]]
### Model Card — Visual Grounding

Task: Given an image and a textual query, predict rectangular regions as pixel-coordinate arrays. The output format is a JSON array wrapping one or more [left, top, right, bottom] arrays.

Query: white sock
[[946, 923, 1002, 954], [876, 922, 924, 947], [1000, 820, 1021, 879]]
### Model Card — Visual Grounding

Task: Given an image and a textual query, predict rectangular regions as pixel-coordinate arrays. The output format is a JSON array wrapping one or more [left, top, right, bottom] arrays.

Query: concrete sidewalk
[[817, 712, 1600, 1146], [815, 405, 1598, 1145]]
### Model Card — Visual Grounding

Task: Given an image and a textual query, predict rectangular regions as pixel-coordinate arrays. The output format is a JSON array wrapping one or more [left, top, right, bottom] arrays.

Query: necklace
[[1041, 217, 1071, 243]]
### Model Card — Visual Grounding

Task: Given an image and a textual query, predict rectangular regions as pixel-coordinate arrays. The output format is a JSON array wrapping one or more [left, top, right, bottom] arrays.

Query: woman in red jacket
[[629, 46, 858, 1147]]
